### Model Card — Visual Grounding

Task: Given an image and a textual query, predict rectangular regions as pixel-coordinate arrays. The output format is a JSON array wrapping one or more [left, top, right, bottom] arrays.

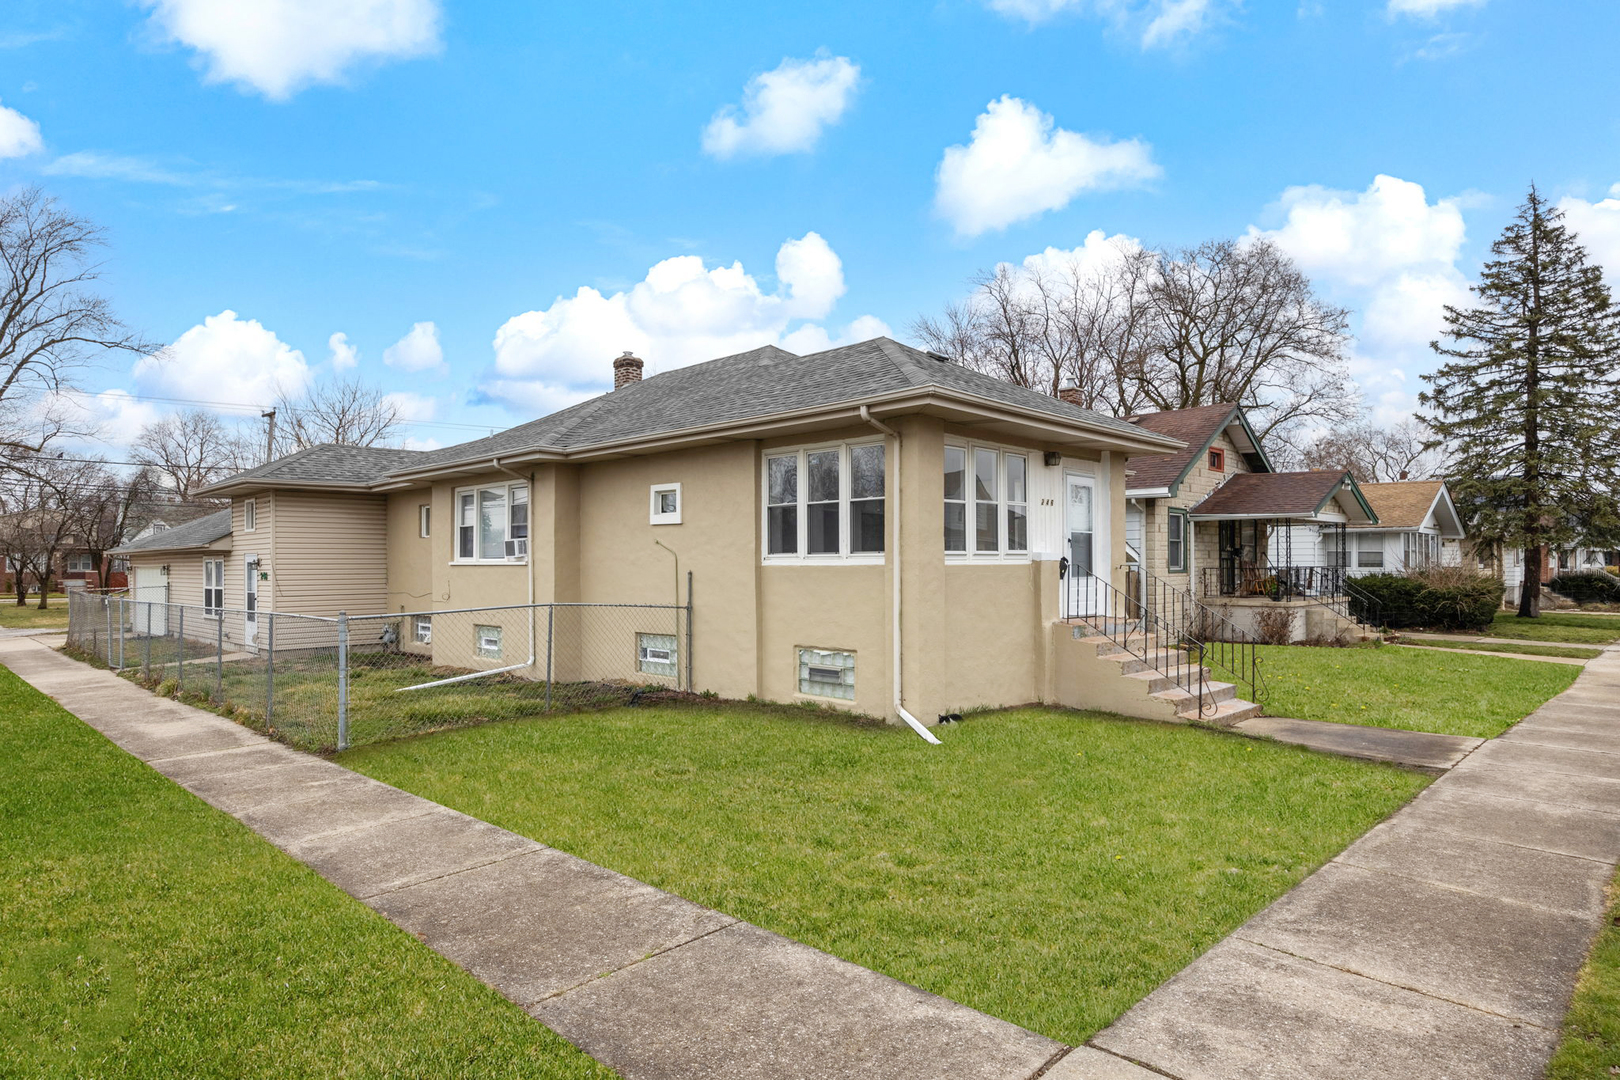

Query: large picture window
[[945, 443, 1029, 559], [763, 442, 885, 562], [455, 483, 529, 562]]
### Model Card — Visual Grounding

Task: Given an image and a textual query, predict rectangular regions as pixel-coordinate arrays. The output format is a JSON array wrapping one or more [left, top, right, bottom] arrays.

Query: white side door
[[133, 566, 168, 637], [244, 555, 259, 646], [1064, 473, 1101, 616]]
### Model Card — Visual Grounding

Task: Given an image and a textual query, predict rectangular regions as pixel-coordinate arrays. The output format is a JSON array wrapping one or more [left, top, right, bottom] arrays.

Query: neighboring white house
[[1343, 481, 1465, 575]]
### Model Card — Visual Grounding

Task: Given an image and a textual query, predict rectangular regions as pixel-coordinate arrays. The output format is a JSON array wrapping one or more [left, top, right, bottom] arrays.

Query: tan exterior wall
[[232, 493, 271, 613], [1137, 428, 1255, 589], [385, 488, 435, 614]]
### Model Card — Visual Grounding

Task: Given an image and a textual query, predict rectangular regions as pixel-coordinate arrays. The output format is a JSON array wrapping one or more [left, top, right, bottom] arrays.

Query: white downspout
[[396, 456, 536, 692], [861, 405, 941, 745]]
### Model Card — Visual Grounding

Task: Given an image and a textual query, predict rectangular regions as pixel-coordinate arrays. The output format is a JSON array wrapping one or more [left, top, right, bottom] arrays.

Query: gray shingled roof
[[198, 443, 426, 494], [397, 337, 1170, 473], [111, 508, 233, 554]]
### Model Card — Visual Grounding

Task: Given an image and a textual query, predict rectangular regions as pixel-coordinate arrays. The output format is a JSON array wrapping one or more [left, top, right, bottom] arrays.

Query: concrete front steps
[[1067, 629, 1263, 726]]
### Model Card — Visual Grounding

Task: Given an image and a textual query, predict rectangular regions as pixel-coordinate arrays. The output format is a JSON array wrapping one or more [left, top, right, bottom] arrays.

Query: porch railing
[[1061, 563, 1211, 718], [1199, 562, 1383, 632], [1128, 566, 1266, 707]]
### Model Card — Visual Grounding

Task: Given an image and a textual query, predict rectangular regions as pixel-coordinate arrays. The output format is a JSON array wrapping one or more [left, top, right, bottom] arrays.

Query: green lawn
[[1490, 611, 1620, 645], [0, 665, 615, 1079], [0, 599, 70, 631], [1548, 871, 1620, 1078], [338, 704, 1428, 1045], [1246, 643, 1577, 739], [1398, 639, 1602, 660]]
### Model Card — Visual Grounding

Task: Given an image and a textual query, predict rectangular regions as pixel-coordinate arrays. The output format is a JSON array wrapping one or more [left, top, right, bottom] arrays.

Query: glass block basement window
[[798, 647, 855, 700], [637, 633, 678, 678]]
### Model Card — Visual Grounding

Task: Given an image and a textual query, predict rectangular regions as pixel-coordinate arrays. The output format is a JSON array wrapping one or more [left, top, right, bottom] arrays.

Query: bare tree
[[1298, 416, 1443, 482], [910, 235, 1358, 450], [0, 456, 79, 607], [132, 409, 244, 498], [0, 188, 153, 455], [65, 462, 159, 589], [274, 378, 402, 455]]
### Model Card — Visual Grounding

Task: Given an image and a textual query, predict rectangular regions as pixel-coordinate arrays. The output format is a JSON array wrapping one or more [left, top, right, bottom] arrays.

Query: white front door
[[1065, 472, 1101, 616], [244, 556, 259, 646], [133, 566, 168, 637]]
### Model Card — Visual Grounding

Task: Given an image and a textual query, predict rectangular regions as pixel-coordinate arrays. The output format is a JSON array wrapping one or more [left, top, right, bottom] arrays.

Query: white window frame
[[1166, 510, 1188, 573], [243, 498, 257, 532], [474, 623, 502, 660], [944, 440, 1031, 564], [650, 483, 682, 525], [65, 552, 94, 574], [761, 440, 886, 566], [419, 504, 431, 538], [452, 482, 530, 565], [413, 615, 432, 645], [1356, 532, 1385, 569], [203, 558, 224, 617]]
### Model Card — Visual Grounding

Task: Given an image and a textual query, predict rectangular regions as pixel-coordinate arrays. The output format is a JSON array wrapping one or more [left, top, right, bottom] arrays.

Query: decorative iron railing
[[1127, 565, 1266, 707], [1061, 562, 1211, 718], [1199, 562, 1383, 631]]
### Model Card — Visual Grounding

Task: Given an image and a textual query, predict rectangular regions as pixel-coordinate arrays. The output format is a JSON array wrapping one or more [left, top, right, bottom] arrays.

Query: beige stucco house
[[120, 338, 1297, 728]]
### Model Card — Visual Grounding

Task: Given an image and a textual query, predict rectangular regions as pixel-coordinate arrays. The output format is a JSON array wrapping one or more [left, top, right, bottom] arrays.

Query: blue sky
[[3, 0, 1618, 453]]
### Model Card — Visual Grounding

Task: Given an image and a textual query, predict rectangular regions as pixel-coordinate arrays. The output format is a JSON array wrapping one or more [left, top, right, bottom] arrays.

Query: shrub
[[1253, 606, 1297, 645], [1351, 567, 1501, 632], [1547, 570, 1620, 605]]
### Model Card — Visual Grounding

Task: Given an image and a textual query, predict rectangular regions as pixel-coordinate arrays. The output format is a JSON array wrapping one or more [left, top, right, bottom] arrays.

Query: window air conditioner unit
[[504, 538, 528, 559]]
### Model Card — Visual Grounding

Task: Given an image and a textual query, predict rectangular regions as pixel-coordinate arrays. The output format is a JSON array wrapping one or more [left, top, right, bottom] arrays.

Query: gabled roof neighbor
[[111, 508, 233, 555], [1354, 480, 1463, 536], [1190, 470, 1377, 524], [1124, 403, 1270, 496]]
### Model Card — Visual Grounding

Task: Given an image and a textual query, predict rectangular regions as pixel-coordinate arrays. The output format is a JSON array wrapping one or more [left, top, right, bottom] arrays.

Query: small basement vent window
[[414, 616, 432, 645], [798, 647, 855, 700], [475, 624, 502, 660], [637, 632, 678, 677]]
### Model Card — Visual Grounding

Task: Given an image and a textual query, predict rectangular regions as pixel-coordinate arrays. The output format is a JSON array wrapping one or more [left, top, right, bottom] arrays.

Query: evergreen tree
[[1421, 185, 1620, 617]]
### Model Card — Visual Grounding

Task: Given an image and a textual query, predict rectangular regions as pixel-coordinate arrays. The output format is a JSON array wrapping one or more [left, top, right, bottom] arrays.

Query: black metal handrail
[[1200, 560, 1383, 633], [1129, 566, 1266, 707], [1062, 563, 1210, 717]]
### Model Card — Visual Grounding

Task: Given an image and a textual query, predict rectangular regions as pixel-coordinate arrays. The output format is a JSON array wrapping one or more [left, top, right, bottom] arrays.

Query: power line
[[53, 387, 508, 435]]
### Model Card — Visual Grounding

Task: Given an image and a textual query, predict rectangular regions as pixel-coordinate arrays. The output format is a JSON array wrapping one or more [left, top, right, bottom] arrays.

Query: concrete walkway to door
[[0, 636, 1065, 1080], [1075, 646, 1620, 1079]]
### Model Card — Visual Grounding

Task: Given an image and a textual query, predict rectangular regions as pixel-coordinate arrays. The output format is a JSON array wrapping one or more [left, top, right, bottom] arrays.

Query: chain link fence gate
[[66, 583, 695, 754]]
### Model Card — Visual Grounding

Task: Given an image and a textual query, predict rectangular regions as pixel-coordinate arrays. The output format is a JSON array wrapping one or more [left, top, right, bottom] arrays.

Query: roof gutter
[[860, 405, 940, 746]]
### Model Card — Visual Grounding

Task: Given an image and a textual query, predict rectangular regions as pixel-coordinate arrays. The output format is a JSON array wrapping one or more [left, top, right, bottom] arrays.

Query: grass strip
[[1490, 612, 1620, 645], [0, 664, 615, 1079], [1546, 871, 1620, 1078], [1244, 643, 1577, 739], [339, 704, 1427, 1046]]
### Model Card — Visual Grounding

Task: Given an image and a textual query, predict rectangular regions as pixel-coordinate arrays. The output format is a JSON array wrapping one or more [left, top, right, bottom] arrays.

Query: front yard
[[0, 666, 614, 1079], [0, 598, 70, 631], [1245, 643, 1578, 739], [338, 703, 1428, 1045], [1489, 611, 1620, 645]]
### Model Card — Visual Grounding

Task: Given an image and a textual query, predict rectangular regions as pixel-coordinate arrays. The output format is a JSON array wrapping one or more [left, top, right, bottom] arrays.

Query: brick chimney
[[1057, 383, 1084, 408], [613, 351, 644, 390]]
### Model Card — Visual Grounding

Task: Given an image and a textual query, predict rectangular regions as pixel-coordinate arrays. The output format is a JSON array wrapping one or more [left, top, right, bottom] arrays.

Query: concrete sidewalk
[[1084, 648, 1620, 1079], [0, 637, 1062, 1080], [1232, 714, 1483, 770]]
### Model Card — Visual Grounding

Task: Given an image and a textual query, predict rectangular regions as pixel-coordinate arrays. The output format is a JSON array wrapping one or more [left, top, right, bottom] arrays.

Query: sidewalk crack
[[522, 917, 743, 1007]]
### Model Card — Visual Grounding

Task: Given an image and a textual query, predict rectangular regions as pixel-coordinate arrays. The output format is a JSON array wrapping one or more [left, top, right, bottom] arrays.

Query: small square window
[[1208, 448, 1225, 472], [475, 624, 502, 660], [637, 632, 678, 677], [419, 505, 431, 538], [414, 616, 432, 645], [798, 647, 855, 700], [650, 483, 681, 525]]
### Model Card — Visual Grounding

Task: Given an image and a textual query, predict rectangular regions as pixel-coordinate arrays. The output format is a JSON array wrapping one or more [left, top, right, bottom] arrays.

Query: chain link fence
[[65, 590, 694, 753]]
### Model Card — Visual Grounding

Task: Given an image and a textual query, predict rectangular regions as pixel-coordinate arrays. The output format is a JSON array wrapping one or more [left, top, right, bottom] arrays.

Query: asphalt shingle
[[111, 508, 233, 554]]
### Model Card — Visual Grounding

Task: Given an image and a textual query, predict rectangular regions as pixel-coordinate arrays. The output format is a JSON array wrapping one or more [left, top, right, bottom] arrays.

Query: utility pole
[[261, 408, 276, 464]]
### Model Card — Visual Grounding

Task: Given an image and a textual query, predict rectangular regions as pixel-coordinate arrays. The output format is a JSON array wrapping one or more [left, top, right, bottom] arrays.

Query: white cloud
[[381, 390, 437, 421], [702, 54, 860, 159], [44, 389, 165, 450], [1251, 174, 1473, 417], [328, 331, 359, 370], [1387, 0, 1483, 16], [1018, 228, 1147, 282], [139, 0, 441, 101], [485, 232, 880, 412], [986, 0, 1225, 48], [382, 321, 445, 373], [935, 96, 1159, 238], [0, 99, 42, 159], [780, 315, 894, 355], [133, 310, 314, 409], [1557, 185, 1620, 289]]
